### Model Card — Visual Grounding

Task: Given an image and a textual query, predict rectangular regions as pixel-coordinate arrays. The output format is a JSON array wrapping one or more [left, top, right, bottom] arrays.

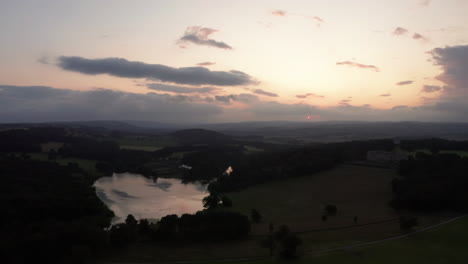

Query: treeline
[[0, 127, 66, 152], [401, 138, 468, 152], [59, 138, 155, 176], [209, 147, 339, 192], [0, 156, 114, 264], [391, 152, 468, 212], [180, 145, 245, 182], [110, 211, 250, 247], [322, 139, 395, 160]]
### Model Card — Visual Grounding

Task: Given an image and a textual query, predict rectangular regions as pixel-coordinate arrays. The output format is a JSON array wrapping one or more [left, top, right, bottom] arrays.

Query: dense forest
[[392, 152, 468, 212], [0, 156, 114, 264]]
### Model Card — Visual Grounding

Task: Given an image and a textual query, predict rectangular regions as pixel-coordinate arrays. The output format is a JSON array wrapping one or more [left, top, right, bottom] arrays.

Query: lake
[[94, 172, 207, 222]]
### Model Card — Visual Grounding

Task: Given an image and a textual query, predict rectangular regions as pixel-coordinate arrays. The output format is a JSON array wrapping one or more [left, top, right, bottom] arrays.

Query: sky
[[1, 0, 468, 123]]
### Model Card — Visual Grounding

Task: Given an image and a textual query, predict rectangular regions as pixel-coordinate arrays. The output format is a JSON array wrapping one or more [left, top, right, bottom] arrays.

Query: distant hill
[[170, 129, 232, 145]]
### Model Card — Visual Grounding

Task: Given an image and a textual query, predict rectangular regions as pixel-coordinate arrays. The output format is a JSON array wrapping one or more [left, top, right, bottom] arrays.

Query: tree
[[251, 209, 262, 223], [268, 222, 275, 233], [125, 214, 138, 227], [399, 215, 418, 233], [221, 195, 233, 207], [274, 225, 290, 240], [138, 219, 151, 235], [279, 233, 302, 258], [48, 149, 58, 160], [261, 235, 276, 256], [273, 225, 302, 259], [202, 194, 221, 209], [109, 223, 135, 247], [324, 204, 338, 216]]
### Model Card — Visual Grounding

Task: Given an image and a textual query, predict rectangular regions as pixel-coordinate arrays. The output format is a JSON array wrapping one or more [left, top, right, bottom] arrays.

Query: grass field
[[40, 141, 64, 152], [227, 165, 398, 234], [27, 152, 100, 175], [115, 135, 178, 149], [223, 165, 451, 252], [244, 145, 264, 154], [209, 216, 468, 264], [98, 165, 456, 263]]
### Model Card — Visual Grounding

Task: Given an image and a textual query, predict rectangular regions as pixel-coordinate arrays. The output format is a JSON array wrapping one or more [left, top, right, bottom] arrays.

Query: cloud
[[312, 16, 324, 23], [336, 61, 380, 72], [392, 105, 408, 110], [339, 99, 351, 105], [57, 56, 257, 86], [396, 80, 413, 86], [296, 93, 325, 99], [380, 93, 391, 97], [178, 26, 232, 50], [271, 10, 287, 16], [419, 0, 430, 6], [421, 85, 443, 93], [214, 93, 258, 104], [430, 45, 468, 90], [38, 56, 49, 65], [271, 10, 324, 26], [146, 83, 218, 94], [415, 45, 468, 120], [393, 27, 409, 36], [196, 62, 216, 67], [0, 85, 222, 123], [2, 83, 467, 123], [252, 89, 278, 97], [250, 101, 319, 116], [413, 33, 429, 42]]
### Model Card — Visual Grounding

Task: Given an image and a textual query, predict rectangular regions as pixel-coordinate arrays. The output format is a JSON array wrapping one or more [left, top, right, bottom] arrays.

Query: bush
[[251, 209, 262, 223], [325, 204, 338, 216], [221, 195, 233, 207], [399, 215, 418, 233]]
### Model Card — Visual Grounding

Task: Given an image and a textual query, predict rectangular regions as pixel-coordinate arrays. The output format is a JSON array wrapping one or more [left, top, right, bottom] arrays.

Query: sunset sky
[[1, 0, 468, 123]]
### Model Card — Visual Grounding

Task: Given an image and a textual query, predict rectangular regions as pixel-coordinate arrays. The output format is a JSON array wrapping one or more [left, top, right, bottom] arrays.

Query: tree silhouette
[[251, 209, 262, 223]]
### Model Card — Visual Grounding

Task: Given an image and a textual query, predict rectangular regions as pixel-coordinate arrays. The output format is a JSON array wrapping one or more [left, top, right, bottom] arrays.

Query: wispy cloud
[[339, 99, 351, 105], [380, 93, 391, 97], [196, 62, 216, 67], [421, 85, 443, 93], [419, 0, 430, 6], [413, 33, 429, 42], [271, 9, 324, 26], [296, 93, 325, 99], [393, 27, 409, 36], [312, 16, 324, 23], [57, 56, 257, 86], [178, 26, 232, 50], [396, 80, 413, 86], [336, 61, 380, 72], [271, 10, 287, 16], [252, 89, 278, 97]]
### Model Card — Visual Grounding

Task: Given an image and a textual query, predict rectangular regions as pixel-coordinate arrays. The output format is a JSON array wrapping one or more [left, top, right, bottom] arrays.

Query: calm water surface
[[94, 173, 207, 222]]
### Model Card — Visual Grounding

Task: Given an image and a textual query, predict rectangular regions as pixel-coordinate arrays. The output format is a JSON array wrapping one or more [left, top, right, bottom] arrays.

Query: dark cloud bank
[[146, 83, 218, 94], [58, 56, 255, 86], [2, 45, 468, 123]]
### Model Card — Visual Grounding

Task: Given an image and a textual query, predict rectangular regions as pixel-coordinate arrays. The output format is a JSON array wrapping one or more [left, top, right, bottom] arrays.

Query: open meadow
[[96, 165, 455, 262]]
